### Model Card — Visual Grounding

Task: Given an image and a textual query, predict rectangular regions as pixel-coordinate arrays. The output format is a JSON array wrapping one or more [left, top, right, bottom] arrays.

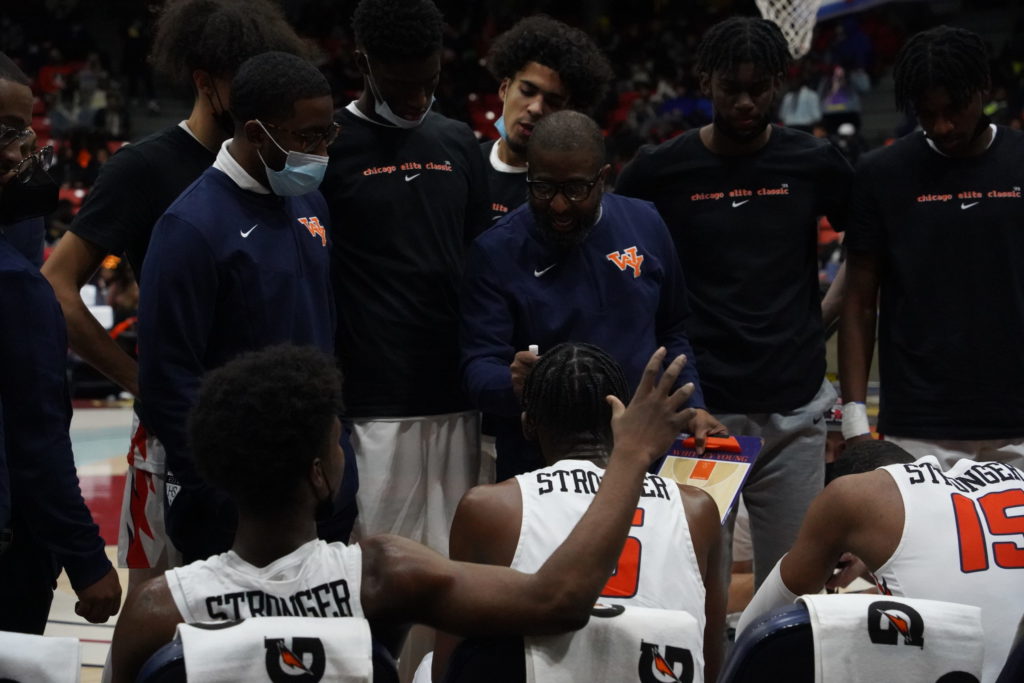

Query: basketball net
[[755, 0, 823, 59]]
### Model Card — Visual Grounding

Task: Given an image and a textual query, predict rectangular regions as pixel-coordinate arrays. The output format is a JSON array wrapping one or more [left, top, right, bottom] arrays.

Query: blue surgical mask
[[256, 121, 328, 196], [366, 62, 434, 129], [494, 116, 509, 141]]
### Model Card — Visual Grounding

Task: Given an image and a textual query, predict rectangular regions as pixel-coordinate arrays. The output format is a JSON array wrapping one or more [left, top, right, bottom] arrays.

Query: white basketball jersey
[[875, 455, 1024, 683], [513, 460, 705, 621], [166, 539, 363, 623]]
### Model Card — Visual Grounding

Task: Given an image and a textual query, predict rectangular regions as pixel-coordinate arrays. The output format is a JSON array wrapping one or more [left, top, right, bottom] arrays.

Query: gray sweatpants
[[715, 378, 836, 588]]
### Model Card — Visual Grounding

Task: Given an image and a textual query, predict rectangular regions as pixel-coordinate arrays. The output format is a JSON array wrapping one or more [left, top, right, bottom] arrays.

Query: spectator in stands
[[109, 343, 697, 683], [461, 110, 721, 477], [0, 51, 121, 634], [830, 121, 869, 165], [779, 73, 821, 133], [41, 0, 310, 597], [819, 64, 870, 134], [840, 26, 1024, 468], [616, 16, 854, 589], [737, 439, 1024, 682], [437, 342, 725, 682]]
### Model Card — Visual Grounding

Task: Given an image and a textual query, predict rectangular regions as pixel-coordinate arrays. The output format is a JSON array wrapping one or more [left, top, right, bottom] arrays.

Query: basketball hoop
[[756, 0, 823, 59]]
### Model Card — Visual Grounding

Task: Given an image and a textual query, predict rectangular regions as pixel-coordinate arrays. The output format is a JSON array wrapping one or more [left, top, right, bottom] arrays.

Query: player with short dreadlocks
[[482, 16, 613, 222], [617, 15, 854, 591], [893, 26, 990, 119], [40, 0, 309, 594], [437, 342, 725, 682], [840, 26, 1024, 471]]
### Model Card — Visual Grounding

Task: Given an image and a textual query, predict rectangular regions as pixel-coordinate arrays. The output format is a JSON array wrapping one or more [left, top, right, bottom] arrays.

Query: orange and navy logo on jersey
[[638, 641, 694, 683], [264, 637, 326, 682], [297, 217, 327, 247], [867, 600, 924, 648], [607, 247, 644, 278]]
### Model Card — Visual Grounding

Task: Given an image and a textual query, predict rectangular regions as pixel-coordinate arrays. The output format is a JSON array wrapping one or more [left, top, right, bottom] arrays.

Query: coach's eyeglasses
[[261, 121, 341, 154], [526, 172, 602, 202], [0, 123, 33, 149], [13, 145, 54, 183]]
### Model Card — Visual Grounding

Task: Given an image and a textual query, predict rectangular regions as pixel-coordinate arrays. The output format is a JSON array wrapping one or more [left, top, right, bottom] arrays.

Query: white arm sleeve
[[735, 557, 799, 637]]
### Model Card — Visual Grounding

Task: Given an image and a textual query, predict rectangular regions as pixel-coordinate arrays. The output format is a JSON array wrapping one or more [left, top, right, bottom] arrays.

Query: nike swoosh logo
[[732, 200, 749, 208], [405, 173, 421, 182], [534, 264, 556, 277], [240, 224, 258, 238], [492, 215, 503, 221], [960, 202, 979, 209]]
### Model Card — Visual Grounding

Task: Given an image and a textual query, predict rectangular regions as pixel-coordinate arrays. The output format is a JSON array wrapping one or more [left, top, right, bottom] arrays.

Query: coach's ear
[[521, 411, 537, 442]]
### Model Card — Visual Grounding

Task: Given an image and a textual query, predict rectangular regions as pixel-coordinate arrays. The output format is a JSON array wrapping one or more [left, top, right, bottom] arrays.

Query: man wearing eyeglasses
[[0, 52, 122, 633], [137, 52, 345, 563], [461, 110, 723, 472]]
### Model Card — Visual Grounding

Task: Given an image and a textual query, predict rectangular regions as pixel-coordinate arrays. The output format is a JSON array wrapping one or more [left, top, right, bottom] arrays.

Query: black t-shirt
[[616, 126, 853, 413], [481, 139, 530, 224], [70, 125, 215, 281], [322, 107, 490, 417], [845, 127, 1024, 439]]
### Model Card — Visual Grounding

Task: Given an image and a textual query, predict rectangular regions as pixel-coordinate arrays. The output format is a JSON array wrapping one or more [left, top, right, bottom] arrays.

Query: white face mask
[[365, 61, 434, 129], [255, 121, 328, 196]]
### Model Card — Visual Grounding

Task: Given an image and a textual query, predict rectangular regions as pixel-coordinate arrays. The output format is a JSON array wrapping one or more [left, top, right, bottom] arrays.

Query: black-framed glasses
[[0, 123, 33, 149], [14, 146, 54, 183], [261, 121, 340, 153], [526, 172, 602, 202]]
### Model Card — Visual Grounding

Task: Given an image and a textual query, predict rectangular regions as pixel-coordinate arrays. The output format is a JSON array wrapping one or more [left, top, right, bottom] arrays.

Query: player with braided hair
[[617, 15, 854, 589], [437, 342, 725, 682], [840, 26, 1024, 467], [892, 26, 991, 122], [482, 15, 613, 222]]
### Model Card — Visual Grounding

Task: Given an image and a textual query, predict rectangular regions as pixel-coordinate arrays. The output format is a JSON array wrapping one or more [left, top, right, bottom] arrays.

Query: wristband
[[841, 401, 870, 439]]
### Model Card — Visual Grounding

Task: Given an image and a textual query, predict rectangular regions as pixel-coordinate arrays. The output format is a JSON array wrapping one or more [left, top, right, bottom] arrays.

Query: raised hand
[[607, 347, 696, 466]]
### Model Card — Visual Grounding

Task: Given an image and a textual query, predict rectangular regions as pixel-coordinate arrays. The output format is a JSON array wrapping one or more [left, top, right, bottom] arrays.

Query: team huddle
[[0, 0, 1021, 682]]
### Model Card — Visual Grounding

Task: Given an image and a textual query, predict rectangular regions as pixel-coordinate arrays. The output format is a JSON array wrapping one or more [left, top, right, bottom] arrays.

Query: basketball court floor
[[53, 402, 132, 682]]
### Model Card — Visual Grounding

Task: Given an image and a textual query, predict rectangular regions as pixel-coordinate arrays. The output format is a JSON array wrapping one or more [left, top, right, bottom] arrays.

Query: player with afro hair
[[479, 16, 613, 226]]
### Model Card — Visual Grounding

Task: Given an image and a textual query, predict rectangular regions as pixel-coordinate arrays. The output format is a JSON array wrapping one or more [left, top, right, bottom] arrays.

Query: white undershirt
[[212, 139, 270, 194], [490, 139, 528, 174], [925, 123, 997, 157]]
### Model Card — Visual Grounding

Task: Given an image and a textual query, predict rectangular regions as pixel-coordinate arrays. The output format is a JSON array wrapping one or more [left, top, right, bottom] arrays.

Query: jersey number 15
[[951, 490, 1024, 573]]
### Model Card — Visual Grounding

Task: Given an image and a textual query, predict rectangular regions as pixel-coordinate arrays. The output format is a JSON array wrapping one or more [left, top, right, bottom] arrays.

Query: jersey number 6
[[601, 507, 644, 598]]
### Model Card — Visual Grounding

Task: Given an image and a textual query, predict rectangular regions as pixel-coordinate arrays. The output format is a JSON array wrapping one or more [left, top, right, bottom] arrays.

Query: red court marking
[[79, 474, 126, 546]]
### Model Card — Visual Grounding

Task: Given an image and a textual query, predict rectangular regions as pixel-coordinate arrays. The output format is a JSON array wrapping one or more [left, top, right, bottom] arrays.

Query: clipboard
[[657, 434, 763, 524]]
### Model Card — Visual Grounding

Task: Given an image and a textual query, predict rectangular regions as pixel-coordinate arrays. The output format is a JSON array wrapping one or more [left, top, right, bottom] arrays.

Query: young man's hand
[[74, 567, 122, 623], [607, 347, 696, 466]]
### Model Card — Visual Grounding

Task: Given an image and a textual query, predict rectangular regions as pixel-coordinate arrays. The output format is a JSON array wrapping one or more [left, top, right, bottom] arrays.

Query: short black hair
[[352, 0, 444, 62], [695, 16, 790, 79], [522, 342, 629, 451], [0, 53, 30, 86], [150, 0, 309, 87], [827, 439, 915, 483], [230, 51, 330, 124], [528, 110, 605, 169], [893, 26, 990, 113], [487, 15, 613, 114], [190, 345, 344, 512]]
